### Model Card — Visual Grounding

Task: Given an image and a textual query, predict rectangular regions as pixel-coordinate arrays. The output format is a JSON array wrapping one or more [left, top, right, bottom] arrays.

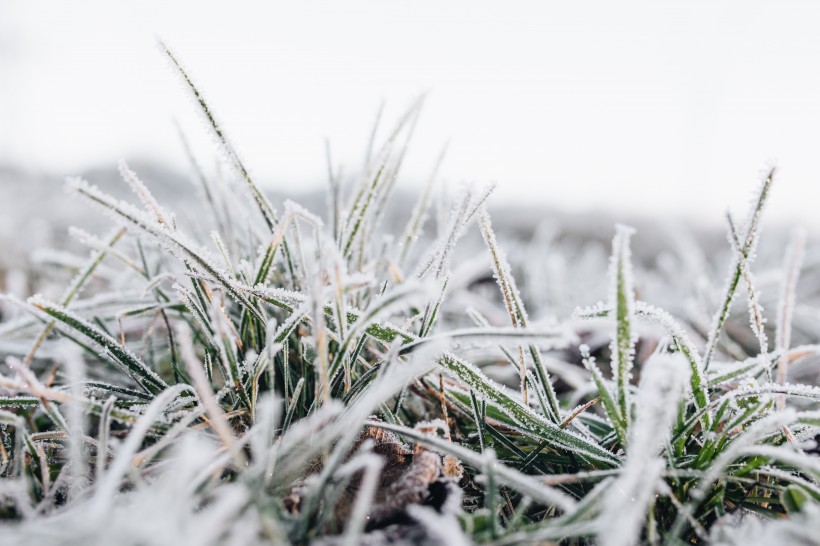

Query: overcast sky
[[3, 1, 820, 225]]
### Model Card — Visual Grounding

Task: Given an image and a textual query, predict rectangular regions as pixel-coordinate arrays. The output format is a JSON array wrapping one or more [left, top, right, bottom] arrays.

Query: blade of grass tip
[[158, 40, 277, 230], [342, 155, 387, 260], [119, 160, 172, 227], [416, 184, 495, 337], [398, 141, 448, 268], [478, 206, 528, 402], [281, 376, 305, 434], [580, 344, 626, 447], [418, 276, 448, 338], [364, 99, 425, 247], [288, 205, 309, 285], [68, 226, 141, 275], [325, 138, 342, 245], [211, 231, 236, 279], [343, 97, 424, 259], [608, 224, 637, 430], [703, 167, 775, 370], [726, 212, 769, 371], [362, 100, 385, 171], [776, 228, 806, 408], [416, 183, 480, 280], [158, 39, 299, 284], [480, 206, 561, 422], [22, 227, 126, 368], [633, 302, 711, 427], [173, 119, 231, 240]]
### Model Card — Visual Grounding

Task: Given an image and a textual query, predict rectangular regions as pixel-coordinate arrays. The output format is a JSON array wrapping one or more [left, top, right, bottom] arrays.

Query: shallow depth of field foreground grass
[[1, 44, 820, 545]]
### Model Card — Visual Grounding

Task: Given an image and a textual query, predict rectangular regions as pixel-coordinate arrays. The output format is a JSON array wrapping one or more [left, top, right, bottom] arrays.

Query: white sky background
[[2, 1, 820, 226]]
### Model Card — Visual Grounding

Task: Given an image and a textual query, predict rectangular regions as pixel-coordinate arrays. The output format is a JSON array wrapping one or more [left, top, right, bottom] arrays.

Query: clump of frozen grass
[[0, 43, 819, 546]]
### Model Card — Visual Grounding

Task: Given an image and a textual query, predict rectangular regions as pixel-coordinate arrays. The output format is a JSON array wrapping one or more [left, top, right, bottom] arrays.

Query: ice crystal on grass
[[703, 168, 774, 370], [776, 228, 806, 393], [608, 224, 637, 427]]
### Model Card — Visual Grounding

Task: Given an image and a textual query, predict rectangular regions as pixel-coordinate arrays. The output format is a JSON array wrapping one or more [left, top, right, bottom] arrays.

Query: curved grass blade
[[438, 352, 619, 467], [27, 296, 168, 394]]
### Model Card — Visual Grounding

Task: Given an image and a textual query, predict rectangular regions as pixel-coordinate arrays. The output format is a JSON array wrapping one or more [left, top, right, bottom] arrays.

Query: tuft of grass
[[0, 44, 818, 546]]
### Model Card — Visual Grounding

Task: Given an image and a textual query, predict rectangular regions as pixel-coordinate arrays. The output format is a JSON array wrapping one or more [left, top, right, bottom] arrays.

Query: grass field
[[0, 43, 819, 545]]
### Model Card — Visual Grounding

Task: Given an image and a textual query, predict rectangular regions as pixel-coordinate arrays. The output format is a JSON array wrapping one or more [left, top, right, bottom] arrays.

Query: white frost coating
[[66, 179, 213, 267], [598, 354, 688, 546], [439, 352, 616, 465], [573, 300, 609, 319], [703, 170, 774, 369], [725, 381, 820, 401], [67, 178, 264, 319], [68, 226, 130, 262], [92, 384, 195, 508], [407, 503, 471, 546], [283, 199, 324, 229], [157, 40, 282, 232], [211, 230, 235, 277], [26, 294, 167, 390], [608, 224, 636, 423], [736, 444, 820, 476], [141, 273, 176, 297], [608, 225, 636, 319], [61, 342, 88, 497], [415, 182, 495, 280], [710, 503, 820, 546], [249, 283, 304, 305], [478, 206, 528, 327], [726, 213, 769, 359], [635, 301, 710, 418], [118, 160, 172, 227], [776, 228, 807, 353], [577, 300, 711, 417], [776, 228, 806, 396]]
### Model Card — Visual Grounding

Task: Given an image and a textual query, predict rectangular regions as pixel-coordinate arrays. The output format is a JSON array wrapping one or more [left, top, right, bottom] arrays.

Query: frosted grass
[[0, 47, 818, 546]]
